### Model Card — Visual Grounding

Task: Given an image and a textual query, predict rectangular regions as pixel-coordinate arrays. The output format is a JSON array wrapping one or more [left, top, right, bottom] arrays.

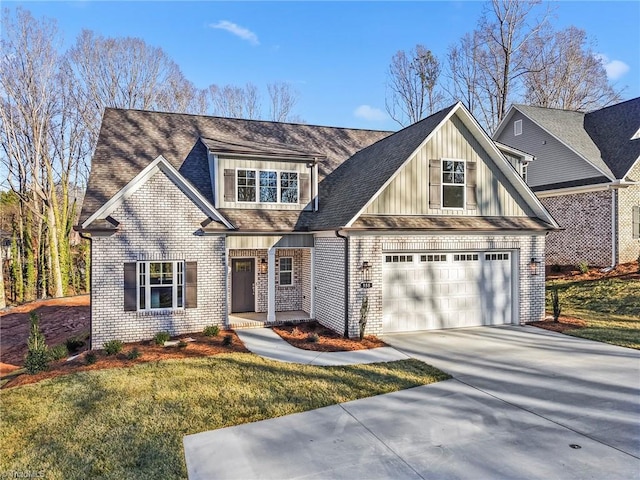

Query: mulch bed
[[272, 321, 387, 352], [2, 332, 248, 389], [527, 315, 587, 333], [546, 261, 639, 281]]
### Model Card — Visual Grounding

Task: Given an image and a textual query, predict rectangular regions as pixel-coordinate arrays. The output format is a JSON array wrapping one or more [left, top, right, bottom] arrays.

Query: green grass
[[546, 276, 640, 349], [0, 354, 449, 480]]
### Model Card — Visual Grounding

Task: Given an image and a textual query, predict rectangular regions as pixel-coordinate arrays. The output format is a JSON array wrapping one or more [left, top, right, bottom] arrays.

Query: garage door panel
[[383, 251, 513, 333]]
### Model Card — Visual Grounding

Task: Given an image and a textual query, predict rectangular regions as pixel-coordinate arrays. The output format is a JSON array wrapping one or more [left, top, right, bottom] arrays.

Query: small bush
[[85, 351, 97, 365], [24, 312, 49, 375], [177, 340, 188, 349], [550, 264, 562, 273], [65, 336, 85, 353], [126, 348, 141, 360], [291, 326, 301, 336], [49, 344, 69, 361], [306, 332, 319, 343], [154, 331, 171, 345], [104, 340, 124, 356], [551, 288, 562, 323], [203, 325, 220, 337], [578, 261, 589, 274], [222, 334, 233, 346]]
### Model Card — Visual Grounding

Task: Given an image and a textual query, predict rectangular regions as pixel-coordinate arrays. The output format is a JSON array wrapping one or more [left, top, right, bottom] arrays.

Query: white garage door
[[382, 252, 513, 333]]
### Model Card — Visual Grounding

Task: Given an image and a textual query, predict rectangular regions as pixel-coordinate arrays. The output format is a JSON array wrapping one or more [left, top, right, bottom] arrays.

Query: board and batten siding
[[495, 111, 605, 188], [216, 157, 311, 210], [365, 115, 532, 217]]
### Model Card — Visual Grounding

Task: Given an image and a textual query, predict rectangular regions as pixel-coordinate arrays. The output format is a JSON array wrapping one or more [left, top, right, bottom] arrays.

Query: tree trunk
[[47, 206, 64, 298]]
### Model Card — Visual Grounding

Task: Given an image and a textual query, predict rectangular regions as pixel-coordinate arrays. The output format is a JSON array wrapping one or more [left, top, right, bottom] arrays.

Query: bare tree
[[267, 82, 299, 122], [446, 32, 483, 116], [522, 26, 622, 111], [385, 45, 444, 126], [208, 83, 261, 119]]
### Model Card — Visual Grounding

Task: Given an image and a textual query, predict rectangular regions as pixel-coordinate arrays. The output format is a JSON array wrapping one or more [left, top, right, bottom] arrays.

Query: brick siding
[[617, 166, 640, 264], [314, 237, 346, 335]]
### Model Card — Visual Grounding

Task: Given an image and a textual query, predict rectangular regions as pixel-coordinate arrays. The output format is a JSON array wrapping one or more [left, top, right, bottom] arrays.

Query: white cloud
[[354, 105, 387, 122], [210, 20, 259, 46], [595, 54, 630, 81]]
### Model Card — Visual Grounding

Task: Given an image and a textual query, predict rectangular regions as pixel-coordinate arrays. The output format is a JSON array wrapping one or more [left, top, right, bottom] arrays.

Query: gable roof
[[495, 98, 640, 181], [80, 108, 391, 225]]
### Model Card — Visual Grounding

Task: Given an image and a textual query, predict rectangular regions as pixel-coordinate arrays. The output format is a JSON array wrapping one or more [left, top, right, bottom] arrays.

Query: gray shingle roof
[[350, 215, 553, 231], [513, 98, 640, 180], [80, 108, 391, 225]]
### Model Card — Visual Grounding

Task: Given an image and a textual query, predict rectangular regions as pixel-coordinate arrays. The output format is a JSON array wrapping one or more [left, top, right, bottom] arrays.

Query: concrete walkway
[[185, 325, 640, 480], [235, 327, 409, 365]]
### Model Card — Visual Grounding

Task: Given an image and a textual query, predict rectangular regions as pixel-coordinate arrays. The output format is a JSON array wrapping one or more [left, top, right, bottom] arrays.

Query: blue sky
[[5, 1, 640, 130]]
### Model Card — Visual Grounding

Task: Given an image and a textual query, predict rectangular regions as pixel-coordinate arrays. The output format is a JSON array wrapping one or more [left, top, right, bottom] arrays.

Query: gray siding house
[[494, 98, 640, 267], [78, 103, 558, 347]]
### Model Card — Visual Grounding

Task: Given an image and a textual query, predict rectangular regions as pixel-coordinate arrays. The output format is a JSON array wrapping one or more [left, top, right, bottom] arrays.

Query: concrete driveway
[[184, 325, 640, 479]]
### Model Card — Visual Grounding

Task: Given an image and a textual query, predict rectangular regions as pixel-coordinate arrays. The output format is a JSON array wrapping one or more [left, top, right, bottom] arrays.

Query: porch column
[[267, 247, 276, 323], [309, 247, 316, 318]]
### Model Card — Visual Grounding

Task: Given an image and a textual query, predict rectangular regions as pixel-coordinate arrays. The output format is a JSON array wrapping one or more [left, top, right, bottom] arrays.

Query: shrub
[[49, 344, 69, 361], [104, 340, 124, 356], [24, 312, 49, 375], [203, 325, 220, 337], [154, 331, 171, 345], [85, 351, 97, 364], [222, 334, 233, 346], [177, 340, 188, 349], [306, 332, 319, 343], [65, 336, 85, 353], [578, 261, 589, 274], [291, 326, 301, 336], [126, 348, 141, 360], [550, 264, 562, 273]]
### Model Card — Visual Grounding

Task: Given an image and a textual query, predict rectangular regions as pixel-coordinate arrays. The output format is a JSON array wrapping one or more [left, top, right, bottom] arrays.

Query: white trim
[[514, 119, 522, 136], [441, 158, 466, 210], [494, 141, 535, 163], [309, 247, 316, 318], [622, 156, 640, 180], [210, 153, 219, 208], [278, 256, 294, 286], [535, 180, 637, 198], [313, 163, 319, 211], [235, 167, 299, 205], [344, 103, 458, 227], [137, 260, 185, 312], [267, 247, 276, 322], [82, 155, 233, 230]]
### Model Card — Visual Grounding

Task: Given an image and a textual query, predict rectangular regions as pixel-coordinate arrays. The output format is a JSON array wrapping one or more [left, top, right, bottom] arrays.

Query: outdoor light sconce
[[360, 261, 372, 289], [529, 258, 541, 276], [259, 258, 268, 274]]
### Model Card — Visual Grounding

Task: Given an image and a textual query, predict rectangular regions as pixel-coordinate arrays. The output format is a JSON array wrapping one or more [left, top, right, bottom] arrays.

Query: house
[[77, 103, 558, 348], [494, 98, 640, 267]]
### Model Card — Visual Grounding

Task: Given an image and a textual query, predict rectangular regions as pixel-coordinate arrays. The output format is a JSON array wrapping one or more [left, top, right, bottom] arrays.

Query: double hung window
[[138, 261, 184, 310], [237, 169, 298, 204], [442, 160, 465, 208]]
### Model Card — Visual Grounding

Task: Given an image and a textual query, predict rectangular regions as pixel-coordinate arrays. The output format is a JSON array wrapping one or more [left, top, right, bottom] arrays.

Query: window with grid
[[442, 160, 465, 208], [279, 257, 293, 285], [138, 261, 184, 310], [280, 172, 298, 203], [237, 170, 257, 202]]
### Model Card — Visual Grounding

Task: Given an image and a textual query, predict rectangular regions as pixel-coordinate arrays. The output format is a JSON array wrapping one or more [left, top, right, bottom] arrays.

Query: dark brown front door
[[231, 259, 255, 313]]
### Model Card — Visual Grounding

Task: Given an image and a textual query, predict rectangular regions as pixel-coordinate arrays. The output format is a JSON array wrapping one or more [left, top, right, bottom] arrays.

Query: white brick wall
[[314, 237, 346, 335], [617, 168, 640, 264], [92, 170, 226, 348]]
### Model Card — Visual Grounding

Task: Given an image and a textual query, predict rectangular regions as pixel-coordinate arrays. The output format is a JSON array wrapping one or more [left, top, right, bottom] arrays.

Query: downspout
[[611, 188, 617, 268], [336, 229, 350, 338], [78, 231, 93, 350]]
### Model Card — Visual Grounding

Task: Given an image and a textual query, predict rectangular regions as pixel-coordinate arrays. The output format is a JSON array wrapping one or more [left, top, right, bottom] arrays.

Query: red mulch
[[272, 321, 387, 351], [545, 261, 639, 281], [528, 315, 587, 333], [2, 332, 248, 389]]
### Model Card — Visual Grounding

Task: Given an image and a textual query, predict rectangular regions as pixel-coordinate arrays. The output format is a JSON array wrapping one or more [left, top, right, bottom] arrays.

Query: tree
[[24, 312, 49, 374], [267, 82, 299, 122], [208, 83, 261, 119], [385, 45, 444, 126], [522, 26, 622, 111]]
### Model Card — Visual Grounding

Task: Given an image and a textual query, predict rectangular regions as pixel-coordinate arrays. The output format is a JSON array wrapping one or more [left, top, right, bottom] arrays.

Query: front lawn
[[0, 353, 448, 480], [544, 274, 640, 349]]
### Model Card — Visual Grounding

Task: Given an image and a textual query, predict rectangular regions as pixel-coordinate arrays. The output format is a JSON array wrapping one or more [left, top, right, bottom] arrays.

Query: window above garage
[[429, 158, 477, 211]]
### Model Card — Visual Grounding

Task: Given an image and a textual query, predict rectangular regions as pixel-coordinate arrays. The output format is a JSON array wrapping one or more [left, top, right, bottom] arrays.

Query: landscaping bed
[[272, 321, 386, 351]]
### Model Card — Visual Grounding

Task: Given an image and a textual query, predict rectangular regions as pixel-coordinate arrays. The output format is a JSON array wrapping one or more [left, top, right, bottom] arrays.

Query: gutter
[[606, 180, 635, 269], [335, 229, 350, 338], [77, 230, 93, 350]]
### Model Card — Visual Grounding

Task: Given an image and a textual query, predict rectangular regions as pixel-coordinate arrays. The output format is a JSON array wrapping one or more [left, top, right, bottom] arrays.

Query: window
[[514, 119, 522, 136], [453, 254, 478, 262], [421, 254, 447, 262], [485, 253, 509, 261], [442, 160, 465, 208], [280, 172, 298, 203], [385, 255, 413, 263], [138, 261, 184, 310], [237, 169, 298, 204], [521, 163, 528, 183], [279, 257, 293, 285], [237, 170, 256, 202]]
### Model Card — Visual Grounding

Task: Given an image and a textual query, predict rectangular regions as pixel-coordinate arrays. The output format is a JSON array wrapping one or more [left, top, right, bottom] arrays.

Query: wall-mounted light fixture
[[360, 261, 372, 288], [259, 258, 268, 274], [529, 258, 541, 276]]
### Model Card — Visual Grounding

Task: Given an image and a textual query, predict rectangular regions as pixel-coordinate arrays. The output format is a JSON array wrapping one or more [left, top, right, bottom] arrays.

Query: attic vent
[[514, 119, 522, 136]]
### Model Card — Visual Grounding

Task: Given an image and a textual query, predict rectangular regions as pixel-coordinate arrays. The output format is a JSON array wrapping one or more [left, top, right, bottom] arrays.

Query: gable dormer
[[201, 137, 321, 212]]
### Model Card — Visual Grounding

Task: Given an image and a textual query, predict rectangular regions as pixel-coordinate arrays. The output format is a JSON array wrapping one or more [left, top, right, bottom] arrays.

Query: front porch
[[228, 310, 313, 329]]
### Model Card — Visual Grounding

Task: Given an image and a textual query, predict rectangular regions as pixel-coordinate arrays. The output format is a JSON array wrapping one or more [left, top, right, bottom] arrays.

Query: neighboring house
[[77, 103, 558, 347], [494, 98, 640, 267]]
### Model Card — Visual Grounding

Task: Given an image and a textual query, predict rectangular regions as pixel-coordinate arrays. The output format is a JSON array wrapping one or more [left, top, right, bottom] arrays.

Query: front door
[[231, 258, 255, 313]]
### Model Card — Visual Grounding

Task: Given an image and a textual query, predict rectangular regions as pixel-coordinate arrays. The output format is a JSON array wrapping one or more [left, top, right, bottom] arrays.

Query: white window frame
[[236, 168, 299, 204], [514, 119, 522, 136], [521, 163, 528, 183], [137, 260, 184, 311], [279, 257, 294, 286], [441, 158, 466, 210]]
